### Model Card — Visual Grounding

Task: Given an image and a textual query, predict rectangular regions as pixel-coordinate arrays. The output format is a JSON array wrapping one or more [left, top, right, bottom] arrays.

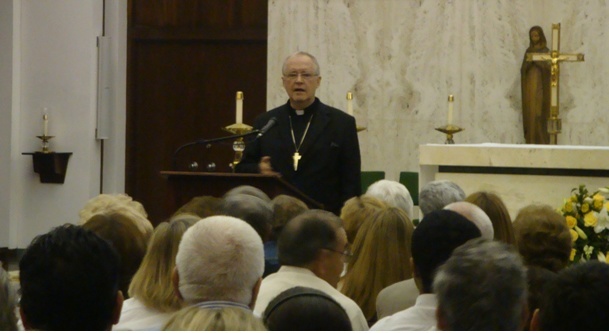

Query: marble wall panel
[[269, 0, 609, 181]]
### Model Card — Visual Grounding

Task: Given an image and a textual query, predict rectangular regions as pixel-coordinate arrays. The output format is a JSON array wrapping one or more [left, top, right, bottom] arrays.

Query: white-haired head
[[175, 216, 264, 305], [365, 180, 414, 219], [444, 202, 494, 240], [419, 180, 466, 216]]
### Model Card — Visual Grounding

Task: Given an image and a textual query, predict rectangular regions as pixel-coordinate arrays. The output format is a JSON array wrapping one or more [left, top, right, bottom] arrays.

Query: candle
[[552, 24, 559, 51], [43, 109, 49, 136], [447, 95, 454, 125], [346, 92, 354, 116], [236, 91, 243, 124]]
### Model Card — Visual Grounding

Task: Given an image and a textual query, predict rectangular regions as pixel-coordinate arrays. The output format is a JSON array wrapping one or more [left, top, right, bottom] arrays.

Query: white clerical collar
[[295, 110, 305, 116]]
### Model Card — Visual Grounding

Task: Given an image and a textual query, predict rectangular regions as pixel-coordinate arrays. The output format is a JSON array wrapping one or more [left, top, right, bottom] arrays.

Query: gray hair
[[365, 180, 414, 220], [0, 266, 17, 330], [175, 216, 264, 305], [433, 238, 527, 331], [221, 194, 274, 242], [444, 201, 494, 239], [224, 185, 271, 203], [282, 51, 321, 75], [419, 180, 465, 216]]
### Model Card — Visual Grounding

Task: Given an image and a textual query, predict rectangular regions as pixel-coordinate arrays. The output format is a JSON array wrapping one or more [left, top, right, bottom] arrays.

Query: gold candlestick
[[223, 123, 253, 172], [36, 135, 55, 153], [435, 124, 464, 144]]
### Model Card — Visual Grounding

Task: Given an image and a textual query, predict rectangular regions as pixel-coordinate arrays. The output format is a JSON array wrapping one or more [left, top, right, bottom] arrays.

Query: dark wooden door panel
[[127, 0, 267, 225]]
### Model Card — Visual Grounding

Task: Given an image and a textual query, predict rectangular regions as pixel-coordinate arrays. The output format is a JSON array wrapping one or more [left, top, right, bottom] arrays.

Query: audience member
[[19, 224, 123, 330], [263, 286, 352, 331], [372, 210, 481, 329], [78, 193, 153, 237], [270, 195, 308, 234], [253, 210, 368, 330], [340, 195, 387, 244], [444, 201, 494, 239], [163, 305, 266, 331], [266, 195, 309, 277], [171, 195, 223, 219], [434, 238, 528, 331], [341, 207, 414, 325], [82, 212, 149, 299], [0, 265, 17, 330], [365, 180, 415, 220], [224, 185, 271, 203], [531, 261, 609, 331], [221, 193, 273, 243], [419, 180, 465, 216], [524, 266, 557, 330], [173, 216, 264, 324], [114, 214, 198, 330], [513, 204, 571, 272], [465, 191, 516, 245]]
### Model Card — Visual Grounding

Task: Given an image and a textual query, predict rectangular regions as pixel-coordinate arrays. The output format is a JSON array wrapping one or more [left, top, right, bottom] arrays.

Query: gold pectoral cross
[[292, 152, 301, 171]]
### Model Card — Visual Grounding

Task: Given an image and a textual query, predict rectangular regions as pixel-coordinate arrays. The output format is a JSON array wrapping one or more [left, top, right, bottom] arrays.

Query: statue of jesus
[[520, 26, 551, 144]]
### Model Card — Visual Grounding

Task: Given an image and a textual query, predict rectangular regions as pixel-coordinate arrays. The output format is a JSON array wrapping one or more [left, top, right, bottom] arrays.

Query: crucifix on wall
[[525, 23, 585, 145]]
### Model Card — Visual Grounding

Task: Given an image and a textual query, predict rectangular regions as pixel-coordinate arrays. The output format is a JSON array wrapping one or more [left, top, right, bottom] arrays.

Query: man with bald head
[[444, 201, 494, 239], [236, 52, 361, 215]]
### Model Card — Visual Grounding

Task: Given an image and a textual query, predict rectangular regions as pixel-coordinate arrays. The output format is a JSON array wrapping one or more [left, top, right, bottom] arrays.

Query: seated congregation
[[2, 179, 608, 331]]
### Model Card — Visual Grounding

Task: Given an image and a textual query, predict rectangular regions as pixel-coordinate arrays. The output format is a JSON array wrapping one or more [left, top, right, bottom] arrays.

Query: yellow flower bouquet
[[560, 184, 609, 263]]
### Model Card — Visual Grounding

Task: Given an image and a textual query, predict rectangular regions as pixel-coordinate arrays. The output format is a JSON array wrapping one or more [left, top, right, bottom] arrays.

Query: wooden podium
[[161, 171, 323, 213]]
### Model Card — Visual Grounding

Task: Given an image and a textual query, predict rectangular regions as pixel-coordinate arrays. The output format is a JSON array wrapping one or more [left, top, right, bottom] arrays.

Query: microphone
[[256, 117, 278, 138]]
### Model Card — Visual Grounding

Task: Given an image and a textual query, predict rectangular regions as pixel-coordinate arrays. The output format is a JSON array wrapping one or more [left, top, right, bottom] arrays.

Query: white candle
[[447, 95, 454, 125], [43, 109, 49, 136], [346, 92, 354, 116], [552, 24, 559, 51], [236, 91, 243, 124]]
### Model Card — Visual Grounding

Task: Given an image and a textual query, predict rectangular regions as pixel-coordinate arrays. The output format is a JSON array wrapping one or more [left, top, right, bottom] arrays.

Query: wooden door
[[126, 0, 268, 225]]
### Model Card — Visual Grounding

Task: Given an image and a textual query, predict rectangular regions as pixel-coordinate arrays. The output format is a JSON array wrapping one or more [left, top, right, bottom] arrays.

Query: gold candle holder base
[[223, 123, 253, 135], [434, 125, 464, 144], [223, 123, 253, 172], [36, 135, 55, 153]]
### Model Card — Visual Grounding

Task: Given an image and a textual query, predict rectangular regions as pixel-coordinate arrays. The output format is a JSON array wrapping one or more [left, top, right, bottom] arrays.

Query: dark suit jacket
[[236, 98, 361, 214]]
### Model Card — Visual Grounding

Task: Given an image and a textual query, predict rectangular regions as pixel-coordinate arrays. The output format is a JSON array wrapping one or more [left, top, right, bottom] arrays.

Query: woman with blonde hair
[[465, 191, 516, 245], [340, 207, 414, 326], [340, 195, 387, 244], [79, 193, 153, 238], [162, 305, 266, 331], [114, 214, 199, 330], [0, 266, 17, 330]]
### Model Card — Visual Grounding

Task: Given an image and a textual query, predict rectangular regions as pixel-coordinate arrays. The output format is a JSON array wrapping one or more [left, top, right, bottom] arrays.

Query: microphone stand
[[173, 130, 260, 170]]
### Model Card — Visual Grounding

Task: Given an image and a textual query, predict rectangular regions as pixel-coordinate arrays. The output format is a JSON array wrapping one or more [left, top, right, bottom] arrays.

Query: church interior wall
[[0, 0, 108, 248], [268, 0, 609, 182], [0, 0, 15, 247], [1, 0, 608, 247]]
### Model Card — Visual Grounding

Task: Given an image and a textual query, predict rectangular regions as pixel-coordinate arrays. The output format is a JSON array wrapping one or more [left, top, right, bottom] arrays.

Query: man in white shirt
[[371, 210, 481, 331], [169, 216, 265, 329], [254, 210, 369, 330]]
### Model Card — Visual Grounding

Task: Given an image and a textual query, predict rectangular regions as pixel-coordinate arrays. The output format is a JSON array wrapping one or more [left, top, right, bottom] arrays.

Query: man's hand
[[259, 156, 280, 176]]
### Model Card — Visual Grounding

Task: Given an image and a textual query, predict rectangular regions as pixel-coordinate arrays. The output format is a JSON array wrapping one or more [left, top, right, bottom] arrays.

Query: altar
[[419, 144, 609, 219]]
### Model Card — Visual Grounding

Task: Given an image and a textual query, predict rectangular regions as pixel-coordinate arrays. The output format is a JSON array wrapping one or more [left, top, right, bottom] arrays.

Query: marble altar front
[[420, 144, 609, 219]]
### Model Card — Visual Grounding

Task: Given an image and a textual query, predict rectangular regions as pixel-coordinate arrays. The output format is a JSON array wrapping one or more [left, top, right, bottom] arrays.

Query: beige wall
[[268, 0, 607, 181]]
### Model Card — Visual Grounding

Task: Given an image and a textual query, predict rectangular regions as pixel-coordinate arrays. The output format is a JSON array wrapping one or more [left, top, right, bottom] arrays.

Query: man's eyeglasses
[[323, 248, 353, 263], [283, 72, 318, 80]]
